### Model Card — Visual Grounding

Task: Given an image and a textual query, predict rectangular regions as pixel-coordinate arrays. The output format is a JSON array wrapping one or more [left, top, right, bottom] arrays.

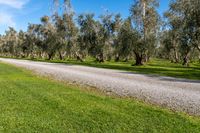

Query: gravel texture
[[1, 58, 200, 115]]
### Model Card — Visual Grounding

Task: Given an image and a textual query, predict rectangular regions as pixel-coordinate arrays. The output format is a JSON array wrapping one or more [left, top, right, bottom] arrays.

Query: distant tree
[[99, 12, 112, 61], [100, 12, 121, 61], [52, 0, 79, 60], [38, 16, 59, 60], [165, 0, 200, 66], [3, 0, 200, 67], [111, 14, 123, 61], [159, 29, 180, 63], [16, 30, 26, 57], [1, 27, 18, 57], [78, 14, 105, 62], [117, 18, 143, 65], [115, 18, 134, 61], [24, 24, 41, 58], [130, 0, 160, 65]]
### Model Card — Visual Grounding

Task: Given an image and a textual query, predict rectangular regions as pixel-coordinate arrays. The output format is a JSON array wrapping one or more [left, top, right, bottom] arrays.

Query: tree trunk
[[38, 51, 42, 59], [134, 53, 143, 66], [96, 53, 104, 63], [136, 57, 143, 65], [58, 51, 63, 60], [143, 54, 149, 63], [182, 53, 190, 66], [30, 51, 35, 59], [174, 49, 179, 63], [196, 46, 200, 53], [115, 54, 120, 62], [48, 53, 53, 60], [75, 52, 83, 62]]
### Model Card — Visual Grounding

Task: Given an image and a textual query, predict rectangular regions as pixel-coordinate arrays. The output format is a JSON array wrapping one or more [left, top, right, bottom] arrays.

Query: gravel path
[[1, 58, 200, 115]]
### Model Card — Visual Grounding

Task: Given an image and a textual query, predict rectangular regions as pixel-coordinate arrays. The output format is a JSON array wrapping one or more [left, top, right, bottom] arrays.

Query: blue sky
[[0, 0, 170, 34]]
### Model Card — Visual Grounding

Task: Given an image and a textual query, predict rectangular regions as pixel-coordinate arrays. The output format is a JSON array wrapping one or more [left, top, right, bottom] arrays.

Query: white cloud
[[0, 0, 30, 33], [0, 13, 15, 27], [0, 0, 29, 9]]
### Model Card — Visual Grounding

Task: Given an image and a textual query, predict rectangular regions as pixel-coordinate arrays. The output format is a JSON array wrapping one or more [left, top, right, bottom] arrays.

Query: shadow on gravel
[[159, 77, 200, 84], [119, 71, 200, 84]]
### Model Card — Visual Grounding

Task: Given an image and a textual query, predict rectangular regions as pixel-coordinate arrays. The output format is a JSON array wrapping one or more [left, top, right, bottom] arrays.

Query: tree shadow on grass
[[119, 71, 200, 84], [118, 66, 200, 82], [147, 63, 200, 71]]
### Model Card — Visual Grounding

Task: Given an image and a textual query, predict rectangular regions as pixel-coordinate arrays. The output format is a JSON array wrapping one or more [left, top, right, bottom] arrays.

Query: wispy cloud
[[0, 0, 29, 9], [0, 0, 30, 33], [0, 13, 15, 27]]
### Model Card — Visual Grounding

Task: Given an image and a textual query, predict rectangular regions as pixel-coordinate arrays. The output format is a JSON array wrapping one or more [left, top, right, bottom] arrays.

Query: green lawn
[[0, 62, 200, 132], [27, 57, 200, 80]]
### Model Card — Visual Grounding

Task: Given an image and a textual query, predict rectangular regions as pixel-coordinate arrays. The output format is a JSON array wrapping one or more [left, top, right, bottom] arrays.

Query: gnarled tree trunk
[[96, 53, 104, 63], [182, 52, 190, 66], [48, 53, 54, 60], [134, 52, 143, 66], [58, 51, 63, 60]]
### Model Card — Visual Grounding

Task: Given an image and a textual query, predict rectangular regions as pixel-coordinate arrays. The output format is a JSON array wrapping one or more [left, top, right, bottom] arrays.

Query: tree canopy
[[0, 0, 199, 66]]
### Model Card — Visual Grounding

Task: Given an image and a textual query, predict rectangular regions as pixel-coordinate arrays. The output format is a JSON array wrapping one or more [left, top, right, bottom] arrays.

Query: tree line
[[0, 0, 199, 66]]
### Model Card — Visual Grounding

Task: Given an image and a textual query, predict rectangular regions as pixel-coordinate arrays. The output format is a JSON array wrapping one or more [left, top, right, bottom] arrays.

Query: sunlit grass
[[0, 62, 200, 132]]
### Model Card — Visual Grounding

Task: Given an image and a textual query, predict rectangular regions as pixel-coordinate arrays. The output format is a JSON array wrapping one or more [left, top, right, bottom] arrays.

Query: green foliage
[[77, 13, 103, 59], [162, 0, 200, 66], [0, 27, 18, 56], [115, 18, 136, 60], [0, 0, 200, 66], [130, 0, 160, 65]]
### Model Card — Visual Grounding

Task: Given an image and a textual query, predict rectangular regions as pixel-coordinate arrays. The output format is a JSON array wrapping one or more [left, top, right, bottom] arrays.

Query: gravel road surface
[[1, 58, 200, 115]]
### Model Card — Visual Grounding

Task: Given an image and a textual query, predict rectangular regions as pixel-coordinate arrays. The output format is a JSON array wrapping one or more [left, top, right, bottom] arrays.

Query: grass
[[0, 62, 200, 132], [16, 57, 200, 80]]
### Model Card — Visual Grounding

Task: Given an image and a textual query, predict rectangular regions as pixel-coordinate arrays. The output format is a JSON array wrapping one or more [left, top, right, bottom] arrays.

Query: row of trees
[[0, 0, 199, 66], [160, 0, 200, 66]]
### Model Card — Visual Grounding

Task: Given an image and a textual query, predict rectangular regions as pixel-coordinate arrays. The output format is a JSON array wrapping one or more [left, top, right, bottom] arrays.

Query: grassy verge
[[0, 62, 200, 132], [4, 57, 200, 80]]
